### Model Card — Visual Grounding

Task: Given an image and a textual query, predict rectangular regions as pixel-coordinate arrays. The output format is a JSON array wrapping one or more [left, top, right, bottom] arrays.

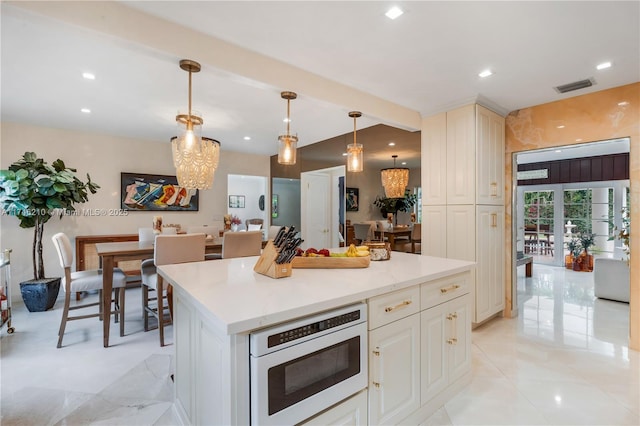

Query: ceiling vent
[[554, 78, 595, 94]]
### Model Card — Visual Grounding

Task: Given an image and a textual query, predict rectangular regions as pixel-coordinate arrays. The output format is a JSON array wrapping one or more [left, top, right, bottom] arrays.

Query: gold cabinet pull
[[440, 284, 460, 294], [491, 182, 498, 197], [384, 300, 412, 312], [491, 213, 497, 228], [372, 382, 381, 388], [447, 338, 458, 345], [446, 312, 458, 321], [373, 349, 380, 356]]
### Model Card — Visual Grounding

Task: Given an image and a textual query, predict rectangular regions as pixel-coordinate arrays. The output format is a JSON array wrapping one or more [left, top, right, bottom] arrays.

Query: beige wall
[[504, 82, 639, 349], [0, 122, 270, 302]]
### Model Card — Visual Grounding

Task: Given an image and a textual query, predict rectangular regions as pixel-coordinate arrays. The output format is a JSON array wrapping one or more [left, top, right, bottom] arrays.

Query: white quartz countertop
[[158, 252, 475, 335]]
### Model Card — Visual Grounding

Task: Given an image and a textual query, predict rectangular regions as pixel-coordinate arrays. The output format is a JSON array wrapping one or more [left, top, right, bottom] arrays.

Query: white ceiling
[[2, 1, 638, 161]]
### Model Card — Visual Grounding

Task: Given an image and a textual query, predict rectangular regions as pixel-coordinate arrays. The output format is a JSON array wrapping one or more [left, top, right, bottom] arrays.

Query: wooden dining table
[[95, 239, 222, 347], [374, 226, 412, 251]]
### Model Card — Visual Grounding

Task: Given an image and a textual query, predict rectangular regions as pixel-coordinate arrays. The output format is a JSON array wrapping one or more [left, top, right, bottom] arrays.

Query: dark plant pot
[[19, 277, 61, 312]]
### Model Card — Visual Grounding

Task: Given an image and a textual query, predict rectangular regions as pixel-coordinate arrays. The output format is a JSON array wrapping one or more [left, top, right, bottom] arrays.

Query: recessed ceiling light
[[557, 125, 565, 129], [401, 161, 407, 165], [342, 152, 348, 156], [478, 69, 493, 78], [576, 138, 583, 142], [596, 61, 612, 70], [385, 6, 403, 19], [388, 142, 396, 146], [80, 108, 91, 114], [555, 150, 562, 153], [618, 101, 630, 106], [82, 72, 95, 80], [243, 136, 251, 141]]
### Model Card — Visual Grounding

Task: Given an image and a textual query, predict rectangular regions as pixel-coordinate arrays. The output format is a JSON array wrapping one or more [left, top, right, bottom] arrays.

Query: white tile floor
[[1, 265, 638, 425]]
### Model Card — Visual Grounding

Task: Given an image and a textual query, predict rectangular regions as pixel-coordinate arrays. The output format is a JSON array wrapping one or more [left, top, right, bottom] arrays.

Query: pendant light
[[381, 155, 409, 198], [347, 111, 363, 172], [278, 91, 298, 165], [172, 59, 220, 190]]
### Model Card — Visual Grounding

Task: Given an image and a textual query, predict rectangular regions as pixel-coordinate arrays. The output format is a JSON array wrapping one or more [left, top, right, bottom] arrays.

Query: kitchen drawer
[[368, 286, 420, 330], [421, 272, 470, 310]]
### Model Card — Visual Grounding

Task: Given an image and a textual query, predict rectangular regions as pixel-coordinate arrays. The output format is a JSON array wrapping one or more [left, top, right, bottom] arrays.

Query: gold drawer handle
[[446, 312, 458, 321], [440, 284, 460, 294], [447, 338, 458, 345], [372, 382, 381, 388], [491, 182, 498, 197], [372, 349, 380, 356], [384, 300, 412, 312]]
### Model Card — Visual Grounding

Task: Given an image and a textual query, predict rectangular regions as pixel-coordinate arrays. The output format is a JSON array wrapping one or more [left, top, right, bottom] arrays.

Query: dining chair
[[187, 225, 223, 260], [353, 223, 374, 245], [222, 231, 263, 258], [267, 225, 284, 241], [139, 227, 156, 319], [245, 218, 264, 231], [52, 232, 127, 348], [141, 233, 206, 346], [411, 223, 422, 254]]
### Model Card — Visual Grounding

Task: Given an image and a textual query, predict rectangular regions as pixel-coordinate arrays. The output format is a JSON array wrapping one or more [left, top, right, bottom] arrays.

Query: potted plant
[[0, 152, 99, 312], [373, 190, 417, 224], [565, 237, 580, 269], [578, 232, 596, 272]]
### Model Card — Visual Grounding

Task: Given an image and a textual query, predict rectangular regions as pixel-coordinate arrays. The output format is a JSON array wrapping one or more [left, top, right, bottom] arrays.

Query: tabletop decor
[[0, 152, 99, 311], [121, 172, 199, 211]]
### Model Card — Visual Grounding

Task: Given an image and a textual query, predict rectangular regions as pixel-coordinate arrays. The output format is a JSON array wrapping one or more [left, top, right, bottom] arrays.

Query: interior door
[[301, 171, 331, 250]]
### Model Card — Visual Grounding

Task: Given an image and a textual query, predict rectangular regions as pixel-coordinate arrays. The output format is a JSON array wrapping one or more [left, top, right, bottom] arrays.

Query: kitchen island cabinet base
[[159, 253, 475, 425]]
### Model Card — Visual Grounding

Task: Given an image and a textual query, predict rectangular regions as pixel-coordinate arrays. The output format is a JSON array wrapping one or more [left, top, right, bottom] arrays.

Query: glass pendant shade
[[381, 155, 409, 198], [171, 129, 220, 190], [172, 59, 220, 190], [347, 143, 363, 172], [347, 111, 363, 172], [278, 134, 298, 165], [278, 91, 298, 165]]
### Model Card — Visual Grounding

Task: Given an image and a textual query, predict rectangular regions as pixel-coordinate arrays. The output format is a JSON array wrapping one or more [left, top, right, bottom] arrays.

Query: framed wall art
[[229, 195, 246, 208], [121, 172, 199, 211], [346, 187, 359, 211]]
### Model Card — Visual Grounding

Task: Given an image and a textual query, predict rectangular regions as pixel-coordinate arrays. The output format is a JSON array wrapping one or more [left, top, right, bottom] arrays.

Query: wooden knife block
[[253, 240, 293, 279]]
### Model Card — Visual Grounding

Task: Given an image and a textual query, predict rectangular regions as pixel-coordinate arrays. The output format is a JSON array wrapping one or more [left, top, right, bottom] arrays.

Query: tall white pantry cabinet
[[421, 104, 505, 324]]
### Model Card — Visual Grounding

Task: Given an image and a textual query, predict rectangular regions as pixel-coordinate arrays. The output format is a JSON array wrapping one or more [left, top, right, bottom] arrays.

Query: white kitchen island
[[159, 251, 475, 425]]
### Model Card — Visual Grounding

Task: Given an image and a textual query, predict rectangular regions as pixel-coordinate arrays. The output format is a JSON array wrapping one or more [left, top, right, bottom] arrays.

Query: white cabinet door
[[421, 205, 447, 257], [476, 105, 505, 205], [475, 205, 505, 323], [175, 295, 195, 424], [369, 314, 421, 425], [420, 294, 472, 405], [446, 205, 475, 262], [422, 113, 447, 205], [446, 104, 476, 205], [301, 390, 368, 426], [420, 304, 447, 404], [447, 295, 472, 383]]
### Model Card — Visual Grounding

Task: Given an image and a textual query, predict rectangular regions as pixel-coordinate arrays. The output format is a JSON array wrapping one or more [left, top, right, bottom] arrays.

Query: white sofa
[[593, 258, 630, 303]]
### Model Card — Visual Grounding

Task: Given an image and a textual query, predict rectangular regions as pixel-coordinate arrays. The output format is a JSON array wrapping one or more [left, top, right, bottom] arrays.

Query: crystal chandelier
[[278, 91, 298, 165], [381, 155, 409, 198], [172, 59, 220, 190], [347, 111, 363, 172]]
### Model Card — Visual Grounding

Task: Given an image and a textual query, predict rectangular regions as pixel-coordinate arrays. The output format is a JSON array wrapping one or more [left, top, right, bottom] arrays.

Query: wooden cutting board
[[291, 255, 370, 269]]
